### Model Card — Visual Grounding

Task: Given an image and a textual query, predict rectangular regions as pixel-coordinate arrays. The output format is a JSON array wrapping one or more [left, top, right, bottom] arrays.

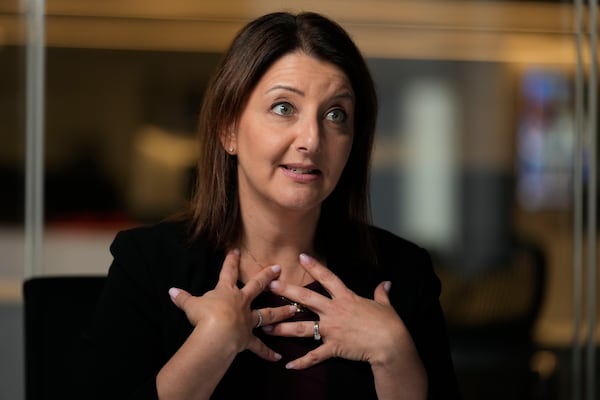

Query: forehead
[[255, 51, 353, 92]]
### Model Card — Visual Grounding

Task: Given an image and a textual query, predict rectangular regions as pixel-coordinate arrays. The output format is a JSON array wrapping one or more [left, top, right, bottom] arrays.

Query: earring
[[228, 147, 234, 153]]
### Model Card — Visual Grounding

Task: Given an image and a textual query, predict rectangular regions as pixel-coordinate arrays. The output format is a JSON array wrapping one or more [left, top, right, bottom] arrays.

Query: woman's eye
[[326, 109, 347, 123], [272, 102, 294, 116]]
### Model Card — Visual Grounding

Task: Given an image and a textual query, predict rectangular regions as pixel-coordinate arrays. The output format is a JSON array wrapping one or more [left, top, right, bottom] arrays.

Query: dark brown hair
[[190, 11, 378, 256]]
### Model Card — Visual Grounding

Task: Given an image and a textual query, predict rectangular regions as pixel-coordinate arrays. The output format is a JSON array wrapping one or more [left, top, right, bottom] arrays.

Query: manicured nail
[[285, 361, 296, 369], [262, 325, 273, 332], [269, 280, 280, 290], [383, 281, 392, 293], [168, 287, 180, 300], [273, 353, 282, 361], [299, 253, 311, 264], [289, 305, 298, 313], [270, 264, 282, 273], [232, 248, 240, 255]]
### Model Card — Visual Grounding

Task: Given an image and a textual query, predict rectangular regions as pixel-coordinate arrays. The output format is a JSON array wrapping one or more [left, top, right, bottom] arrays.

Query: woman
[[73, 11, 460, 399]]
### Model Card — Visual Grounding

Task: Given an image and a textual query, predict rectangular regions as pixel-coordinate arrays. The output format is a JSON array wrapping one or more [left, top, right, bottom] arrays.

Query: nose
[[295, 115, 321, 153]]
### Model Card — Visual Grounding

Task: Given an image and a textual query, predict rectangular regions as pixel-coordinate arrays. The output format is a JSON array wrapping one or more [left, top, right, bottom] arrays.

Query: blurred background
[[0, 0, 598, 399]]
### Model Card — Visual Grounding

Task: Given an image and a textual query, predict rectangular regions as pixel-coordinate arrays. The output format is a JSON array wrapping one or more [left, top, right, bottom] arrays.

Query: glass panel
[[6, 1, 596, 399], [42, 48, 221, 275], [0, 1, 26, 399]]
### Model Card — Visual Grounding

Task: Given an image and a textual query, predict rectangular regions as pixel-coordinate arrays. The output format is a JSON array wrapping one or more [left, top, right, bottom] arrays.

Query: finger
[[268, 279, 328, 312], [254, 305, 298, 329], [246, 336, 282, 362], [262, 320, 316, 338], [299, 253, 348, 297], [168, 287, 192, 311], [216, 249, 241, 287], [241, 264, 282, 297], [285, 346, 329, 370], [373, 281, 392, 305]]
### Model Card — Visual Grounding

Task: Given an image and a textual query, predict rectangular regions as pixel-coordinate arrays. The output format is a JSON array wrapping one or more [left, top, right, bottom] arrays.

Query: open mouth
[[283, 166, 320, 175]]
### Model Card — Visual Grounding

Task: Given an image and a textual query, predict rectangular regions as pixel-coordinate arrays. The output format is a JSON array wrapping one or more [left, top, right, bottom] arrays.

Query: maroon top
[[250, 281, 328, 400]]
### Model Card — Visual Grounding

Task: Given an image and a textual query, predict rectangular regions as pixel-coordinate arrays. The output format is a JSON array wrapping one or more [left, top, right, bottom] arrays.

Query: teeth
[[287, 166, 315, 174]]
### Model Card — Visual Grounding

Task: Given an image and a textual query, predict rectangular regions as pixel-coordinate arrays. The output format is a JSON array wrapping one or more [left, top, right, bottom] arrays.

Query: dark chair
[[434, 237, 548, 400], [23, 276, 106, 400]]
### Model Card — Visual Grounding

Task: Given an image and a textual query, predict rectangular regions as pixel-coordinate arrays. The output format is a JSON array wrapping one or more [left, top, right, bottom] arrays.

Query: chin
[[276, 197, 323, 213]]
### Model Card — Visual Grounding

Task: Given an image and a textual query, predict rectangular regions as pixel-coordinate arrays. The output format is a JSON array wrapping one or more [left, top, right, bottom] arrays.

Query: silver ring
[[313, 320, 321, 340], [255, 310, 263, 328]]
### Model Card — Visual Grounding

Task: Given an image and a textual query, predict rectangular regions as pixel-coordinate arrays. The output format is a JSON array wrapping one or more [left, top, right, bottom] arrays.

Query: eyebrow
[[266, 85, 355, 102], [266, 85, 304, 96]]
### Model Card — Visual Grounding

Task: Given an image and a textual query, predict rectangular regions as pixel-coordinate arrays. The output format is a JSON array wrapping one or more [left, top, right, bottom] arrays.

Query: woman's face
[[230, 51, 354, 216]]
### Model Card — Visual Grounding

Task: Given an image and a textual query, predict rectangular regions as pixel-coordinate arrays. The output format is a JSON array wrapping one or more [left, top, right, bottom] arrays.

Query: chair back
[[23, 276, 106, 400], [435, 238, 547, 400]]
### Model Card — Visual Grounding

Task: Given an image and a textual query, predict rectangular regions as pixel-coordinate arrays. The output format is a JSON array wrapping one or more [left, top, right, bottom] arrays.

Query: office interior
[[0, 1, 598, 399]]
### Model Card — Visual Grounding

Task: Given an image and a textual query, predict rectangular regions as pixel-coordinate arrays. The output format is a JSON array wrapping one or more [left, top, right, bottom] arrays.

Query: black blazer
[[69, 220, 460, 399]]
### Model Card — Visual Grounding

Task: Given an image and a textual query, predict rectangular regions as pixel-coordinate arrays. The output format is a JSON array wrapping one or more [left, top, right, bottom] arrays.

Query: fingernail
[[383, 281, 392, 293], [273, 353, 282, 361], [289, 305, 298, 313], [299, 253, 311, 264], [262, 325, 273, 332], [168, 287, 180, 300], [270, 264, 282, 273], [232, 248, 240, 255], [285, 362, 296, 369], [269, 280, 280, 290]]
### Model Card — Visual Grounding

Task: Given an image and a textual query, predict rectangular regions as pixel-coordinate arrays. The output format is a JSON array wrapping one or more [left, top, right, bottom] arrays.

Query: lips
[[284, 166, 320, 174], [279, 164, 322, 183]]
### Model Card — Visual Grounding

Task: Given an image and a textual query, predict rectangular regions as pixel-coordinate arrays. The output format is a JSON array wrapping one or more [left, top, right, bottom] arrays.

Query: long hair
[[190, 11, 378, 257]]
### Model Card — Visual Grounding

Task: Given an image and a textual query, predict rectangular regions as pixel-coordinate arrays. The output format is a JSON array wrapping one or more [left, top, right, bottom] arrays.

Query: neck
[[237, 205, 320, 286]]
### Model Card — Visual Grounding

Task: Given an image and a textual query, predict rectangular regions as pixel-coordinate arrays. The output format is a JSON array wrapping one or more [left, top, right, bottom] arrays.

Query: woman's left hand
[[265, 253, 422, 371]]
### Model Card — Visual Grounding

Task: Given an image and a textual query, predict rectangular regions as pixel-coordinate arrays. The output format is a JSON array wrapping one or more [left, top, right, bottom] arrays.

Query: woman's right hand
[[168, 248, 295, 361], [158, 249, 296, 399]]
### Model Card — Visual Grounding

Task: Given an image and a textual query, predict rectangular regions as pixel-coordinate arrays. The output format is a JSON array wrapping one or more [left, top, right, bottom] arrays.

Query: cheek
[[330, 138, 353, 175], [340, 137, 354, 163]]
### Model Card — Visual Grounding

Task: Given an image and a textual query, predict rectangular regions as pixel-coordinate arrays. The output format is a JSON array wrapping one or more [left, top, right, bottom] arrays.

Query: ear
[[220, 129, 237, 154]]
